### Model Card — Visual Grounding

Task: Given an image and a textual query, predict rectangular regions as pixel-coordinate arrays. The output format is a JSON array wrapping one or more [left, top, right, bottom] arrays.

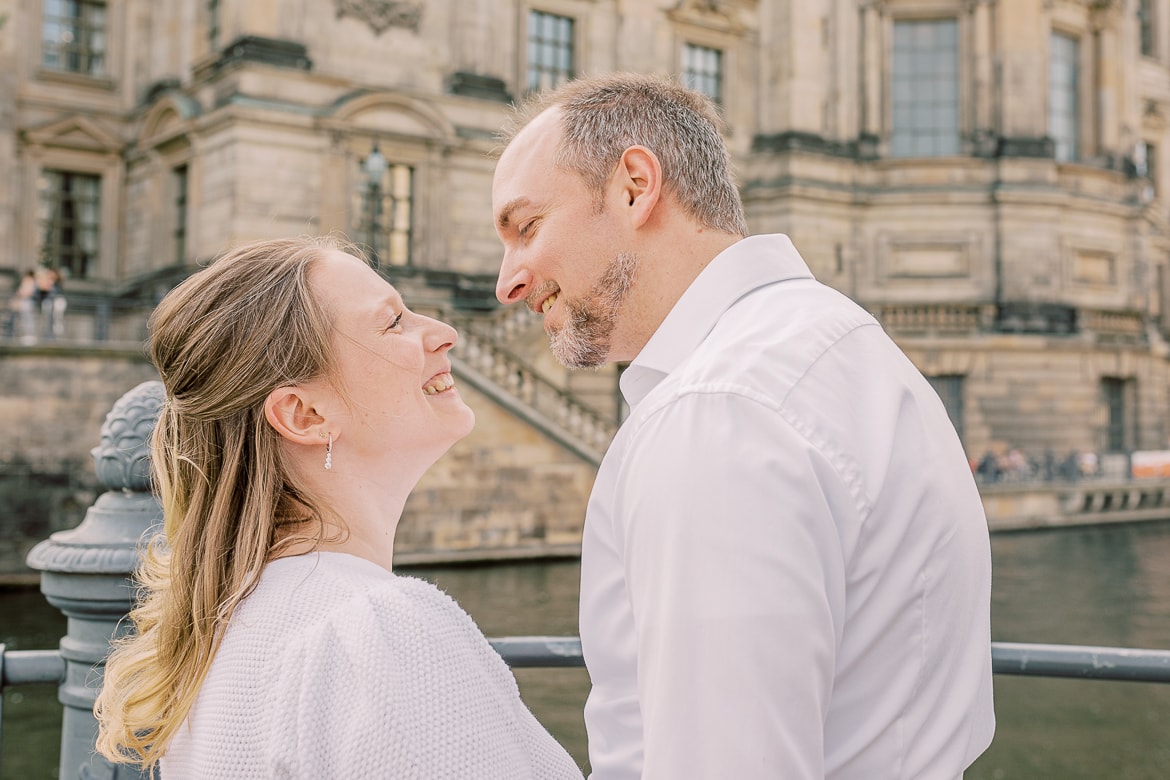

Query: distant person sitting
[[94, 236, 583, 779]]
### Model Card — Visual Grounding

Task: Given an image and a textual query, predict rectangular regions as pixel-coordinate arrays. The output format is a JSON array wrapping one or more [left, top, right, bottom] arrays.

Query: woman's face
[[311, 250, 475, 467]]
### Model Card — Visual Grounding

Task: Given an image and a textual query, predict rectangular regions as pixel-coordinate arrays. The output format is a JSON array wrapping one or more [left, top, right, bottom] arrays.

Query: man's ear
[[613, 145, 662, 229], [264, 386, 328, 445]]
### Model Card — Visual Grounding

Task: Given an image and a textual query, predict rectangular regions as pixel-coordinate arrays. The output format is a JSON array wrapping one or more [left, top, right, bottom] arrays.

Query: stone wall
[[0, 345, 161, 580], [397, 379, 593, 564], [904, 335, 1170, 459], [0, 346, 597, 577]]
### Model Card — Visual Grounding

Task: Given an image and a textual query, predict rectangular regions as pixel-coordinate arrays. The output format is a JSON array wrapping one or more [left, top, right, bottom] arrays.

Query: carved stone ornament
[[92, 380, 166, 492], [335, 0, 423, 35]]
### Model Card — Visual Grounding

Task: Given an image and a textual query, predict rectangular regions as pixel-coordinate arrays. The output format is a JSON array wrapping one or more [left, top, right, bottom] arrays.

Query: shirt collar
[[619, 234, 815, 408]]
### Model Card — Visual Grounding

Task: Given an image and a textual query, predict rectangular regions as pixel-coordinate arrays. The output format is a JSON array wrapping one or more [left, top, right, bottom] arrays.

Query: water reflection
[[967, 522, 1170, 779], [0, 588, 65, 779], [3, 522, 1170, 778]]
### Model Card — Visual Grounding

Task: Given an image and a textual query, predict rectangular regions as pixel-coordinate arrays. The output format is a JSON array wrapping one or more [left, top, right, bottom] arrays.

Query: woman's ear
[[263, 386, 327, 445]]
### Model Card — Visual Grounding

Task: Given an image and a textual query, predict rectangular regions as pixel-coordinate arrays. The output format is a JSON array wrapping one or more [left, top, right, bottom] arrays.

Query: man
[[492, 73, 995, 779]]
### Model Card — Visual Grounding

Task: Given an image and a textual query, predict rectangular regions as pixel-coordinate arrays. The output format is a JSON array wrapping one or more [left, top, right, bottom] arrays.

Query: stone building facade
[[3, 0, 1170, 486]]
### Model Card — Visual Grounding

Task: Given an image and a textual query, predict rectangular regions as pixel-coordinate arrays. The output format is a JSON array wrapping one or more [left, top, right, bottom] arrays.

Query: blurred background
[[2, 0, 1170, 777]]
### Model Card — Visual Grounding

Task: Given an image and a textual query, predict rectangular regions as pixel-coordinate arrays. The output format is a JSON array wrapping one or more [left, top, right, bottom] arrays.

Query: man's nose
[[496, 253, 531, 305]]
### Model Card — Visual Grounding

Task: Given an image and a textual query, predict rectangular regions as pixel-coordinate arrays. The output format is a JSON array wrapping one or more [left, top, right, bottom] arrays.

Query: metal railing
[[489, 637, 1170, 681], [6, 638, 1170, 681], [1, 638, 1167, 708], [3, 637, 1168, 691], [3, 632, 1169, 776]]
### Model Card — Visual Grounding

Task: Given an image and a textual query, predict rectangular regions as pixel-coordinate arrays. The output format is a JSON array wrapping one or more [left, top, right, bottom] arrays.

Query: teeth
[[423, 373, 455, 395], [541, 293, 559, 314]]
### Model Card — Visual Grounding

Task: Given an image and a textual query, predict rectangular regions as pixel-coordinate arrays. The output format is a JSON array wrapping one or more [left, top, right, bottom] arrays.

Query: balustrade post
[[26, 381, 164, 780]]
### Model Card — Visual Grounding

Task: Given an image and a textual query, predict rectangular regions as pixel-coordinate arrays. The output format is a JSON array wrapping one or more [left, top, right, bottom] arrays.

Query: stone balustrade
[[447, 312, 618, 462]]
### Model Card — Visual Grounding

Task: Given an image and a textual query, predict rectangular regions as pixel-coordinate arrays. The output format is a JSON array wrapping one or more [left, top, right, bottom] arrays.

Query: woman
[[94, 236, 583, 779]]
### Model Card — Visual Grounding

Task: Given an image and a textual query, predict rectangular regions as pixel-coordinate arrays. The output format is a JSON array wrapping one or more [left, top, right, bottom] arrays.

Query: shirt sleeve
[[619, 390, 856, 780]]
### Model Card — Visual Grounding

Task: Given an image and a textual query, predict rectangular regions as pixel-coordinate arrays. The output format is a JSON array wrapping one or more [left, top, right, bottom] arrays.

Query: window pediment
[[667, 0, 750, 35], [326, 92, 456, 143], [22, 115, 122, 153], [139, 94, 201, 149]]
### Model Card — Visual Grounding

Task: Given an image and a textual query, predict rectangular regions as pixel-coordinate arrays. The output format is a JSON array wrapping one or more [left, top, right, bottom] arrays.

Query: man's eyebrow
[[496, 197, 531, 229]]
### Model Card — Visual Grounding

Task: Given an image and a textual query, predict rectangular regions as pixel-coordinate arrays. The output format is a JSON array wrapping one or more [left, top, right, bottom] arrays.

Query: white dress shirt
[[580, 234, 995, 779]]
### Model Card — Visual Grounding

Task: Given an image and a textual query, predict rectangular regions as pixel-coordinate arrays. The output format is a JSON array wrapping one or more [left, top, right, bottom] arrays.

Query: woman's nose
[[425, 316, 458, 352]]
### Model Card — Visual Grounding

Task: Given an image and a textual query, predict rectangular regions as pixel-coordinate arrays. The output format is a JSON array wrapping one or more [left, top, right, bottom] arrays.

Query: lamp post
[[362, 144, 387, 267]]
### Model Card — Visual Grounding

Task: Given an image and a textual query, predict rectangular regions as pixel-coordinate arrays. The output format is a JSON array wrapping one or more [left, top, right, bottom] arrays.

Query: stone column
[[971, 0, 996, 156], [1094, 11, 1121, 158], [997, 0, 1046, 141], [27, 381, 164, 780], [859, 2, 882, 150]]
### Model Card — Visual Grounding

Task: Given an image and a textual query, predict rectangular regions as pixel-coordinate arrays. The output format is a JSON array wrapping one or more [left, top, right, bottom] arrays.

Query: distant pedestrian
[[976, 450, 1001, 483], [6, 270, 37, 343], [1079, 450, 1100, 479], [33, 267, 65, 339]]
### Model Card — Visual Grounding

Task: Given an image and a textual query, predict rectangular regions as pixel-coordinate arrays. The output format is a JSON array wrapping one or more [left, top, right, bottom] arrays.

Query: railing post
[[26, 381, 164, 780]]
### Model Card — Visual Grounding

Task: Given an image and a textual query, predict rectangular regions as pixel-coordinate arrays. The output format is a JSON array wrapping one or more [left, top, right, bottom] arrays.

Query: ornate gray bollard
[[26, 381, 164, 780]]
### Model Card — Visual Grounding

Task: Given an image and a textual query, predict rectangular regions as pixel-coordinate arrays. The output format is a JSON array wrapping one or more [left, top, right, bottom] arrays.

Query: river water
[[3, 521, 1170, 778]]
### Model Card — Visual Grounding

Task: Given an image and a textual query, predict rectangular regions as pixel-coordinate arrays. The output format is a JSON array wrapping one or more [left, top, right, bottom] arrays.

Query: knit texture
[[161, 551, 584, 779]]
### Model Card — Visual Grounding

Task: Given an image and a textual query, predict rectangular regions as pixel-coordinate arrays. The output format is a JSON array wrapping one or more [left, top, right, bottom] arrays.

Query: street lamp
[[362, 143, 387, 267]]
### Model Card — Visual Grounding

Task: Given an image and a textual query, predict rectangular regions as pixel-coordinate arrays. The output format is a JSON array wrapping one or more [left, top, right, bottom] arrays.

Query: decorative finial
[[91, 380, 165, 492]]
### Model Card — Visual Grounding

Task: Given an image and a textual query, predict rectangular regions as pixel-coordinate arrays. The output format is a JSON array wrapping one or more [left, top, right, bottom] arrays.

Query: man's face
[[492, 110, 639, 369]]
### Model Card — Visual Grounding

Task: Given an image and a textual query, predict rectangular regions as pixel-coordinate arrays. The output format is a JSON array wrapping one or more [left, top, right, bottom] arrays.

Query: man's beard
[[549, 251, 639, 369]]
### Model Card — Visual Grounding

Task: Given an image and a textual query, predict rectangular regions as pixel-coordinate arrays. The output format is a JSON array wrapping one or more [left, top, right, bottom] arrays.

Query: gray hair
[[500, 72, 749, 237]]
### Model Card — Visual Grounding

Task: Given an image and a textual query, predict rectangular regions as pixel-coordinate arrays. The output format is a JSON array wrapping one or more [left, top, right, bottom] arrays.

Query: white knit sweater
[[161, 551, 584, 779]]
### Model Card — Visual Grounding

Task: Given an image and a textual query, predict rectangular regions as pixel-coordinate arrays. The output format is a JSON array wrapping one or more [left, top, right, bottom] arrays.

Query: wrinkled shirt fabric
[[580, 234, 995, 780]]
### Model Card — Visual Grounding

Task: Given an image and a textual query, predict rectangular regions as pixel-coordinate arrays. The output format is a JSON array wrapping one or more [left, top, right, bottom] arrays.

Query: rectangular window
[[173, 165, 189, 265], [527, 10, 574, 93], [1140, 0, 1156, 58], [683, 43, 723, 104], [1101, 377, 1135, 453], [355, 159, 413, 268], [1049, 32, 1080, 163], [42, 0, 107, 76], [890, 19, 959, 158], [39, 170, 101, 279], [926, 374, 965, 443]]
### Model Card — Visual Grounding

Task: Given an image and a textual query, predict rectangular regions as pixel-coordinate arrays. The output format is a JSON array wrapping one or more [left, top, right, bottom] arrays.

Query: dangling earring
[[324, 432, 333, 471]]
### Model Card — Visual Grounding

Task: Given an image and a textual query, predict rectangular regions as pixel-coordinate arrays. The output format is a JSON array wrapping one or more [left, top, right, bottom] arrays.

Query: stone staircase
[[440, 306, 620, 466]]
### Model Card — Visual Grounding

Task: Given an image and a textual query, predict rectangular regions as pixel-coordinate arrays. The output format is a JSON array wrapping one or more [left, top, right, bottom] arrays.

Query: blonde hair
[[94, 235, 359, 769], [500, 71, 749, 237]]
